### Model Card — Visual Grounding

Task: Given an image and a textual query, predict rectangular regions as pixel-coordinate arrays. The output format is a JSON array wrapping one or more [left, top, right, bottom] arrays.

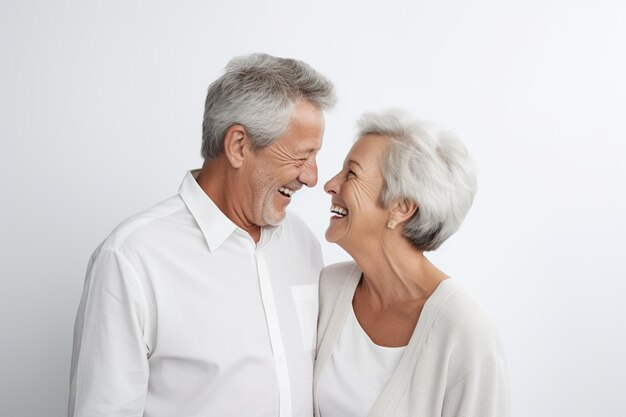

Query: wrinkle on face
[[245, 100, 325, 226], [325, 135, 390, 248]]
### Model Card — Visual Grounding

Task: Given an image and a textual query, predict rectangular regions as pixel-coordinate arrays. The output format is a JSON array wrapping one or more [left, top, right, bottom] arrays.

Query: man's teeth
[[278, 187, 296, 197], [330, 205, 348, 217]]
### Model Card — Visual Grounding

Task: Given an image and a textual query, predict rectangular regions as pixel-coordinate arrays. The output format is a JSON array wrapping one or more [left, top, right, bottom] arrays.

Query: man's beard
[[253, 163, 285, 227]]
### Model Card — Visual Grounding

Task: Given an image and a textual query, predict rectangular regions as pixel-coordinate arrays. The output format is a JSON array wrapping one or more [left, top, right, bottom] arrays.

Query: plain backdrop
[[1, 0, 625, 416]]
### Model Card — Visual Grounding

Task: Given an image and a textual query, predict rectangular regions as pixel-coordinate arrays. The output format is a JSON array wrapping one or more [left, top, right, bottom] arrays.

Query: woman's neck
[[348, 235, 448, 309]]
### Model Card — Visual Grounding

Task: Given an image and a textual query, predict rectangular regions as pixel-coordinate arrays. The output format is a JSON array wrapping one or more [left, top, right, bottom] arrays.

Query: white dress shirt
[[317, 307, 405, 417], [69, 170, 323, 417]]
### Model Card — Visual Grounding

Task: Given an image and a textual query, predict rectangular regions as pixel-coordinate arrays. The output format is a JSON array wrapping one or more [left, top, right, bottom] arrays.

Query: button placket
[[255, 251, 292, 417]]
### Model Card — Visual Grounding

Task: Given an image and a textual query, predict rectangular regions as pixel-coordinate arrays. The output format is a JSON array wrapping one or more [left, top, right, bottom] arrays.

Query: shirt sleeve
[[68, 248, 149, 417], [441, 328, 510, 417]]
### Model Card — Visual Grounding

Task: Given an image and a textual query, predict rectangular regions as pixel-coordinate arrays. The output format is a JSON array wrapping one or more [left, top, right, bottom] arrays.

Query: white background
[[1, 0, 625, 416]]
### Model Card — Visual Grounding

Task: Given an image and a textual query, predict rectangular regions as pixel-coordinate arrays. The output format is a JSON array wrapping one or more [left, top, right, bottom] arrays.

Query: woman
[[314, 109, 509, 417]]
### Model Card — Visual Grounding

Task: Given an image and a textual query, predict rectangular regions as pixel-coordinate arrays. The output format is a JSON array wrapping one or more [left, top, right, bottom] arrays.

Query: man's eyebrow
[[297, 145, 321, 155]]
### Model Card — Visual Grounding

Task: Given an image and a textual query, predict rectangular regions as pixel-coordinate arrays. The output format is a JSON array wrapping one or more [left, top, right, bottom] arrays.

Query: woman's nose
[[324, 172, 341, 195]]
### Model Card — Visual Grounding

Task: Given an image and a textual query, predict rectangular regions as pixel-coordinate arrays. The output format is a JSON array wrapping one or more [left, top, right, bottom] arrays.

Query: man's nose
[[299, 160, 318, 188]]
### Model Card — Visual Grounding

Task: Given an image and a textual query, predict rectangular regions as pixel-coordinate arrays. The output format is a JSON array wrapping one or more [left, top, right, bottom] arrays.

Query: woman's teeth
[[330, 205, 348, 217], [278, 187, 295, 197]]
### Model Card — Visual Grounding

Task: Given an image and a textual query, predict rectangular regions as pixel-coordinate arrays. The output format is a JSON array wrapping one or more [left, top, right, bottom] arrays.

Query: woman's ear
[[389, 198, 418, 225], [222, 124, 248, 168]]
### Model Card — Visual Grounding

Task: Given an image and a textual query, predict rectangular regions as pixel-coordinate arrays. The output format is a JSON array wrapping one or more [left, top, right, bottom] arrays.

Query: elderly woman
[[313, 110, 509, 417]]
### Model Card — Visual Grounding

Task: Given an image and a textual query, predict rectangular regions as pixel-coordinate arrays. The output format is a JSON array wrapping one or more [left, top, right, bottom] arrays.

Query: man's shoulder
[[280, 210, 321, 246], [282, 210, 314, 234], [100, 195, 187, 253]]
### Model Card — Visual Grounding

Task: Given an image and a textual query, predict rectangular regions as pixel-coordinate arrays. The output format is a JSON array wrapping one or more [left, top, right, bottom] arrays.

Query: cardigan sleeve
[[441, 322, 510, 417]]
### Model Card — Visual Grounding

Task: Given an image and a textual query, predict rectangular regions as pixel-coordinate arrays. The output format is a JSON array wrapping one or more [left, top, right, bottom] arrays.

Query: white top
[[69, 170, 324, 417], [314, 262, 509, 417], [317, 307, 405, 417]]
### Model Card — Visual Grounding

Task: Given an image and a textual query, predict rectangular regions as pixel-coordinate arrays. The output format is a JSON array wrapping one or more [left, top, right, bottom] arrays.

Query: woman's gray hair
[[357, 109, 477, 251], [201, 53, 336, 161]]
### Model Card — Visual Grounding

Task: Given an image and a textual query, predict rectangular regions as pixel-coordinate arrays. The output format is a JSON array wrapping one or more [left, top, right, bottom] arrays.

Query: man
[[69, 53, 336, 417]]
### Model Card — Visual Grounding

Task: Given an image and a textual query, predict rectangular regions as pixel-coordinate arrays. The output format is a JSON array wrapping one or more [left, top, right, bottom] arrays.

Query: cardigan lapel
[[314, 264, 361, 417], [316, 264, 361, 370], [367, 277, 460, 417]]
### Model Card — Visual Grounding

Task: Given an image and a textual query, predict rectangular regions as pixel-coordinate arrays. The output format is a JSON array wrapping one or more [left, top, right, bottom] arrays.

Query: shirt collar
[[178, 170, 282, 251], [179, 170, 239, 252]]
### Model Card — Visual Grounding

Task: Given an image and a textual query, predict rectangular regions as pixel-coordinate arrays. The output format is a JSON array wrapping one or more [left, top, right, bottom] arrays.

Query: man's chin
[[262, 209, 286, 227]]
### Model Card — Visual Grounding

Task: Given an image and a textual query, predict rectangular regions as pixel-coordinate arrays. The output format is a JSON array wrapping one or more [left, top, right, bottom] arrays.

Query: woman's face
[[324, 134, 390, 250]]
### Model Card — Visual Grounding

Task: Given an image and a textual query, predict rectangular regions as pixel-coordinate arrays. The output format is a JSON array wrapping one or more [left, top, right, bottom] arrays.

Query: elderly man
[[69, 53, 336, 417]]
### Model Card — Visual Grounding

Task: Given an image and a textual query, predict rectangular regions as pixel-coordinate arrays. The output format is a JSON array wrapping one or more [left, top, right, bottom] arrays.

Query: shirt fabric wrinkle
[[69, 170, 323, 417]]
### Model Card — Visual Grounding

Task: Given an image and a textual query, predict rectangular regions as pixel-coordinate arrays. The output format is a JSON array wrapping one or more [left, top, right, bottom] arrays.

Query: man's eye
[[347, 170, 356, 177]]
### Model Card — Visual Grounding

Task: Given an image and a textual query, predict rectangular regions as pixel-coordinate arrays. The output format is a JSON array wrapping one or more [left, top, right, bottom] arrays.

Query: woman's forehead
[[349, 135, 389, 162]]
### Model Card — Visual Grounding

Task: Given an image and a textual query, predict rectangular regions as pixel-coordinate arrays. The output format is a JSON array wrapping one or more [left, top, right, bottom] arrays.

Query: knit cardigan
[[313, 261, 510, 417]]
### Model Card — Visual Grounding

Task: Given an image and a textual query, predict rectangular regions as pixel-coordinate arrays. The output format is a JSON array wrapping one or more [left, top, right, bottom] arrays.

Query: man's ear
[[223, 124, 249, 168], [389, 198, 418, 225]]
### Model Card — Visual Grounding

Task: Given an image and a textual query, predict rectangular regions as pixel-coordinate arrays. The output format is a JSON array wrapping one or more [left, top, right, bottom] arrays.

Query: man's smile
[[278, 186, 296, 198]]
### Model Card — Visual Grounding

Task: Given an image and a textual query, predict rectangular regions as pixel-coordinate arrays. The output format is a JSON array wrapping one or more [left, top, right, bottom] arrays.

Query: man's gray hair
[[201, 53, 336, 161], [357, 109, 477, 251]]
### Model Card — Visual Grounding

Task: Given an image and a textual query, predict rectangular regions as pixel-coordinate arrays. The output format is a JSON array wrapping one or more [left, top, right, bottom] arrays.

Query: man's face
[[248, 100, 325, 226]]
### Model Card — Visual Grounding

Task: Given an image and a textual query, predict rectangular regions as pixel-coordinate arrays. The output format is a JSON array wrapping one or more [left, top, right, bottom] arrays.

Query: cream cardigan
[[313, 261, 510, 417]]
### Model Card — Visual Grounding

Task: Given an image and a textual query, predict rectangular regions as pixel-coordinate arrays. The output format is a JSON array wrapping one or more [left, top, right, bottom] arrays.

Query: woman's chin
[[324, 228, 336, 243], [325, 225, 343, 244], [325, 216, 348, 242], [326, 228, 352, 250]]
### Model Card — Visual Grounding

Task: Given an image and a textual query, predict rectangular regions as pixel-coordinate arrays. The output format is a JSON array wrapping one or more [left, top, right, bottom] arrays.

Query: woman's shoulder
[[426, 281, 509, 410], [319, 261, 359, 302], [321, 260, 358, 279], [434, 280, 501, 350]]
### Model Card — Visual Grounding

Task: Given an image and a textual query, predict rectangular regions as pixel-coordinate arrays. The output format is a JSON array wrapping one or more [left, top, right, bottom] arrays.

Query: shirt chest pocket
[[290, 284, 319, 350]]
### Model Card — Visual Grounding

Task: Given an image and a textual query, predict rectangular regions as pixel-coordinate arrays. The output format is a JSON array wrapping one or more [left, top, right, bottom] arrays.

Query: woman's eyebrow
[[347, 159, 364, 170]]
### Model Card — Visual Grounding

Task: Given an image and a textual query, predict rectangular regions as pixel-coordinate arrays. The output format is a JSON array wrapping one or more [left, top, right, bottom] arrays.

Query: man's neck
[[195, 160, 262, 243]]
